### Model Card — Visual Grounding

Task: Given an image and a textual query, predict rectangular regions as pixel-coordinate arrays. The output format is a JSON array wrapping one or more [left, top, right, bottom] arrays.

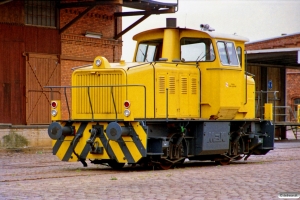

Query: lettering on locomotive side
[[225, 82, 237, 87], [207, 132, 227, 143]]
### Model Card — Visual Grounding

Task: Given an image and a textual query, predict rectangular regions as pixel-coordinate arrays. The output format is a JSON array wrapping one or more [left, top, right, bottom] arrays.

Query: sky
[[121, 0, 300, 62]]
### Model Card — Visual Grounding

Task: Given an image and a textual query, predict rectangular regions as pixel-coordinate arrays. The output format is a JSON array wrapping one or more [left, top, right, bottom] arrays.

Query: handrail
[[87, 87, 94, 122], [255, 90, 279, 122], [166, 88, 168, 122], [44, 84, 147, 122], [255, 90, 297, 122], [64, 87, 71, 121], [110, 86, 117, 122]]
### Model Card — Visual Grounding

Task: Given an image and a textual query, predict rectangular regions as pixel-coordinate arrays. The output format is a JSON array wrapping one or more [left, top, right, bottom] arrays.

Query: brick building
[[246, 33, 300, 139], [0, 0, 177, 125]]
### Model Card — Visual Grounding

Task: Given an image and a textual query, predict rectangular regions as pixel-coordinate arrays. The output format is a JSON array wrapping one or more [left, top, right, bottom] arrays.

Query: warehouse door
[[0, 41, 25, 124], [25, 53, 60, 124]]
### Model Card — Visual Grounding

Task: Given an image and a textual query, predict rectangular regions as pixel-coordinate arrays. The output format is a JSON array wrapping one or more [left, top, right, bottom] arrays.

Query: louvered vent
[[159, 76, 165, 93], [169, 76, 175, 94], [181, 77, 188, 94], [74, 73, 123, 114], [191, 78, 197, 94]]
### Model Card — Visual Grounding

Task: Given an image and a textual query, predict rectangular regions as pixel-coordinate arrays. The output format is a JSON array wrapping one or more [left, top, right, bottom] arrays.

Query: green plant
[[1, 131, 29, 148]]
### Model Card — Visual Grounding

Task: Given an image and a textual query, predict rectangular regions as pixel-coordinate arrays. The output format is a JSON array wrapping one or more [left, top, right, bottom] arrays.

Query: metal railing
[[44, 84, 147, 122], [256, 90, 297, 123]]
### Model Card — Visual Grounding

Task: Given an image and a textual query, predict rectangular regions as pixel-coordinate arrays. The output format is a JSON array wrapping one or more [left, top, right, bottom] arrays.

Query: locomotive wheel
[[158, 160, 173, 170], [108, 160, 125, 170], [215, 159, 230, 166]]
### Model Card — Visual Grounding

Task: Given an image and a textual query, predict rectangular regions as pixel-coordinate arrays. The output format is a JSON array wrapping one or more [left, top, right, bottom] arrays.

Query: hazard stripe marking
[[131, 126, 147, 157], [99, 133, 117, 160], [62, 122, 88, 161], [79, 125, 104, 159], [118, 138, 135, 163], [80, 141, 91, 160], [52, 122, 72, 155], [52, 135, 65, 155]]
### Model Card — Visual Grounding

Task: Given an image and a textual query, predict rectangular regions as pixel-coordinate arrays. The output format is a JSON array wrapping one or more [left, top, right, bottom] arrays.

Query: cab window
[[236, 46, 242, 66], [217, 41, 239, 66], [136, 40, 162, 62], [180, 38, 215, 62]]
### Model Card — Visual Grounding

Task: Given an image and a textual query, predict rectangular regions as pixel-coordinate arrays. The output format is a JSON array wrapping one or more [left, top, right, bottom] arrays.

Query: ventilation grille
[[159, 76, 165, 93], [191, 78, 197, 94], [74, 73, 123, 114], [181, 77, 188, 94], [169, 76, 175, 94]]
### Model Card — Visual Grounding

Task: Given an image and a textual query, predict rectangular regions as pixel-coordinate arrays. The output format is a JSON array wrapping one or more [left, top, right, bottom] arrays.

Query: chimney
[[166, 18, 176, 28]]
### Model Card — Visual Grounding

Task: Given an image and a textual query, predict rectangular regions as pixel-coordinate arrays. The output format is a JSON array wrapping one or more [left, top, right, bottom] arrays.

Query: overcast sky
[[121, 0, 300, 62]]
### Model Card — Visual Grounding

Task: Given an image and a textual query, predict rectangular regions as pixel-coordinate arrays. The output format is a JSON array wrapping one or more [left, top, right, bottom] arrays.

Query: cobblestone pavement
[[0, 141, 300, 200]]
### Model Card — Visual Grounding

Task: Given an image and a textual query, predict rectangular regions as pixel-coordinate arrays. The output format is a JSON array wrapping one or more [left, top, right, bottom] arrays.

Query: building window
[[25, 0, 56, 28]]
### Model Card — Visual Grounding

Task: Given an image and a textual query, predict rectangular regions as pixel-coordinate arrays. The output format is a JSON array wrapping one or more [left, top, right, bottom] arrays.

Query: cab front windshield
[[136, 40, 162, 62], [180, 38, 215, 62]]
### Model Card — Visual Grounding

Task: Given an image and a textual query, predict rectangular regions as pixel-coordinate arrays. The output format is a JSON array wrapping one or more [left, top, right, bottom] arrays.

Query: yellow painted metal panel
[[127, 64, 154, 119], [298, 105, 300, 123], [264, 103, 273, 120], [131, 121, 147, 149], [237, 76, 255, 119], [162, 29, 180, 61], [122, 136, 142, 162], [179, 73, 189, 116], [51, 100, 61, 121], [109, 140, 126, 163], [72, 68, 126, 120], [155, 71, 167, 118]]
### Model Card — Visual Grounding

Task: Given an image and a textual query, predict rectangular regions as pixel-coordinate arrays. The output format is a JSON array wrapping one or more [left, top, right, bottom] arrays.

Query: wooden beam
[[114, 8, 175, 17], [59, 6, 95, 34], [114, 14, 151, 40]]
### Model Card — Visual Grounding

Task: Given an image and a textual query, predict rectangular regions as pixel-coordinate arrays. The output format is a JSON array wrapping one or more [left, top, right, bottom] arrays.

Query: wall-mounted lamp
[[85, 31, 102, 39]]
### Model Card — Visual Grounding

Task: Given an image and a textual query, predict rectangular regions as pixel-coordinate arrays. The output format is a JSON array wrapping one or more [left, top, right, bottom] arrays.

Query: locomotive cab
[[132, 26, 254, 120]]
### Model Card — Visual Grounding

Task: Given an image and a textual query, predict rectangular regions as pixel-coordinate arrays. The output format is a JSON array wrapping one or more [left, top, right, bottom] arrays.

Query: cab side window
[[236, 46, 242, 67], [217, 41, 240, 67]]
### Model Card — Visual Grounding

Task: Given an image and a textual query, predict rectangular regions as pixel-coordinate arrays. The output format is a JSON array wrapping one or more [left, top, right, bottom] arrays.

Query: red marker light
[[124, 100, 130, 108], [51, 101, 57, 108]]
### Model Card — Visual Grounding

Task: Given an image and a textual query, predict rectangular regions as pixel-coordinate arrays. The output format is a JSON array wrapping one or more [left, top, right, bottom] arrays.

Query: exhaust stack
[[166, 18, 176, 28]]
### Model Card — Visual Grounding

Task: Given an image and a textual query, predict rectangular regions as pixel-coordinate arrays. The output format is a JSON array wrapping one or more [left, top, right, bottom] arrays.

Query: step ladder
[[290, 126, 300, 139]]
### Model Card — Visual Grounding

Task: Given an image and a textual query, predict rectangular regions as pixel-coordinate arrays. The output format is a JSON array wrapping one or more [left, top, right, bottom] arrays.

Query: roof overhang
[[57, 0, 178, 39], [246, 48, 300, 68]]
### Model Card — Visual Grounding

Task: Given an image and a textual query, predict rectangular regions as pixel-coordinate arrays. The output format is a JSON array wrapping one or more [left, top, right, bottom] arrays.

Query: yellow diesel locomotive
[[47, 19, 274, 169]]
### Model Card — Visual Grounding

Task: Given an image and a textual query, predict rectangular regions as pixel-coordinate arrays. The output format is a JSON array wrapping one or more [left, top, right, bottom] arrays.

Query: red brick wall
[[246, 34, 300, 50], [60, 6, 122, 85], [59, 6, 123, 119], [286, 69, 300, 115]]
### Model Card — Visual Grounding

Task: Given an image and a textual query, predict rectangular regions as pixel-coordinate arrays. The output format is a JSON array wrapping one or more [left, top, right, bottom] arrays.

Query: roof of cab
[[133, 27, 249, 42]]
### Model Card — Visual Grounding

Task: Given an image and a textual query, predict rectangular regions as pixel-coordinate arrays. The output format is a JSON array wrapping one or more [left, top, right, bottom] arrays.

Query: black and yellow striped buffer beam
[[49, 121, 147, 164]]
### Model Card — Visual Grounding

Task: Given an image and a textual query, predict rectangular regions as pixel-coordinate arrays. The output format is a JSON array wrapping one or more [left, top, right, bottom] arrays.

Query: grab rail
[[44, 84, 147, 123]]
